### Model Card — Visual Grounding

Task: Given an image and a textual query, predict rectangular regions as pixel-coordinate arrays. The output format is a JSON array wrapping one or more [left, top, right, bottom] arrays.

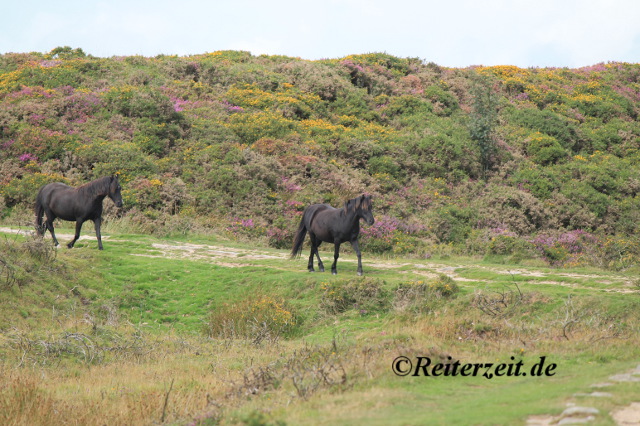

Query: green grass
[[1, 226, 640, 425]]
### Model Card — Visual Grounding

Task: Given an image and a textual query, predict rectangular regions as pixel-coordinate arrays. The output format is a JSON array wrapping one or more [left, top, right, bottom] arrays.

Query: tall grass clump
[[319, 277, 390, 315], [206, 294, 298, 343], [0, 232, 57, 291], [393, 274, 460, 313]]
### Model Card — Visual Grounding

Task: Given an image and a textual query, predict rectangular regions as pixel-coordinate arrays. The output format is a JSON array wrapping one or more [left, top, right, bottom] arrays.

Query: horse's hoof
[[332, 271, 337, 275], [357, 272, 363, 276]]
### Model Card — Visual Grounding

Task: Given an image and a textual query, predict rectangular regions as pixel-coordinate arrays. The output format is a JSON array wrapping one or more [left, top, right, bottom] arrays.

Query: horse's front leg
[[94, 217, 103, 250], [331, 242, 341, 275], [351, 239, 364, 276], [68, 220, 84, 249]]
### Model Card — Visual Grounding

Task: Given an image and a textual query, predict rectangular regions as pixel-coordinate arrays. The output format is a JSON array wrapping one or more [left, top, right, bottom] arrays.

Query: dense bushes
[[1, 50, 639, 270]]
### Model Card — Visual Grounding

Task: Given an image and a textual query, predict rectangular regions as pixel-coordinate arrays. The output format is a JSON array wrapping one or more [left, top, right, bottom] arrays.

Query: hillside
[[0, 47, 639, 269]]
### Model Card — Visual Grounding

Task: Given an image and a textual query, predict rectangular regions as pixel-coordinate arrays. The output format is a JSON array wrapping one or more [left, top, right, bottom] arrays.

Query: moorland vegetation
[[1, 47, 639, 270]]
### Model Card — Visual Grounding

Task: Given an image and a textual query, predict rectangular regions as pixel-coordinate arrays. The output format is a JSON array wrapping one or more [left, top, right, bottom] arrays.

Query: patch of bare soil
[[131, 242, 287, 267], [0, 226, 115, 244], [612, 402, 640, 425], [526, 364, 640, 425], [0, 227, 635, 291]]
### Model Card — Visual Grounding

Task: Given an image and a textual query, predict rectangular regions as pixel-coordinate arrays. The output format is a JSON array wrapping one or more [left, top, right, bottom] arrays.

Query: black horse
[[291, 194, 374, 275], [35, 176, 123, 250]]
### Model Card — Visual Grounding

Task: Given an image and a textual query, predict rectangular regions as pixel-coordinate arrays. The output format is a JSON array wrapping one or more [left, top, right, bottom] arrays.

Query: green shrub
[[102, 86, 177, 121], [410, 116, 481, 180], [2, 172, 68, 207], [393, 275, 460, 313], [278, 60, 350, 101], [599, 235, 640, 271], [512, 166, 560, 200], [75, 140, 158, 181], [423, 85, 459, 116], [382, 94, 433, 117], [488, 234, 525, 255], [227, 111, 298, 144], [319, 278, 389, 315], [525, 132, 567, 165], [367, 155, 401, 178], [560, 180, 610, 219], [207, 294, 298, 341], [507, 106, 578, 150], [429, 205, 475, 244]]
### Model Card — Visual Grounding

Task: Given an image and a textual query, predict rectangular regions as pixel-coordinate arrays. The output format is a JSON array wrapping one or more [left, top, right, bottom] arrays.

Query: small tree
[[469, 74, 499, 179], [48, 46, 87, 60]]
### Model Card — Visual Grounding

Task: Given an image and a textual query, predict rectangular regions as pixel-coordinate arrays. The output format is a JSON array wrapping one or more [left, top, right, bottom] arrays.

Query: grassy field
[[1, 224, 639, 425]]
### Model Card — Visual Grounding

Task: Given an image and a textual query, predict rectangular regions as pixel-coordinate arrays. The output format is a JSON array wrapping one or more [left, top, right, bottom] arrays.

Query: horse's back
[[40, 181, 72, 192], [37, 182, 79, 219], [38, 182, 73, 199], [305, 203, 334, 213], [305, 203, 336, 219]]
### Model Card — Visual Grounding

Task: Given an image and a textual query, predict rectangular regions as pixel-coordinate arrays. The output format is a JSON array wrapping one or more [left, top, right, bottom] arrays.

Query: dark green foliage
[[469, 74, 499, 178], [423, 85, 459, 116], [512, 167, 560, 200], [507, 107, 578, 151], [429, 205, 475, 244], [525, 133, 567, 165], [48, 46, 87, 59]]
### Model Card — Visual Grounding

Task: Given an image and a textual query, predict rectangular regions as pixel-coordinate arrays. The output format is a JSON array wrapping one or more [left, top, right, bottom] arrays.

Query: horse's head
[[109, 175, 123, 208], [357, 194, 374, 226]]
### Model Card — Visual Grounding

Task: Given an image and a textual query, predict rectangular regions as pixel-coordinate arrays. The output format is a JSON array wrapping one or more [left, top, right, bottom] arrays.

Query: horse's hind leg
[[44, 212, 60, 247], [67, 220, 84, 249], [308, 234, 324, 272], [315, 246, 324, 272]]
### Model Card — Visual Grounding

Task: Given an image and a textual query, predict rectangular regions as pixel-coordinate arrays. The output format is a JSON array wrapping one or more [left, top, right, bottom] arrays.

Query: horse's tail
[[290, 215, 308, 259], [34, 191, 45, 236]]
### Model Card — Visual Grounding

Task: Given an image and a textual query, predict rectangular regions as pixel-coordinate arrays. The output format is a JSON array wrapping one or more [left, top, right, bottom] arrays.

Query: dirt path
[[527, 364, 640, 425], [129, 239, 634, 292], [1, 226, 634, 293], [0, 226, 121, 243]]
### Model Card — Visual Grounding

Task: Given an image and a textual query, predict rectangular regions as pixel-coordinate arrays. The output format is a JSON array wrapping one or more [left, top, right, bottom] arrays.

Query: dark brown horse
[[291, 195, 374, 275], [35, 176, 123, 250]]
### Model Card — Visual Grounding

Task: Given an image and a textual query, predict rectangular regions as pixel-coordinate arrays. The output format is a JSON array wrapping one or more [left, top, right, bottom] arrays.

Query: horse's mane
[[76, 176, 112, 197], [343, 195, 371, 215]]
